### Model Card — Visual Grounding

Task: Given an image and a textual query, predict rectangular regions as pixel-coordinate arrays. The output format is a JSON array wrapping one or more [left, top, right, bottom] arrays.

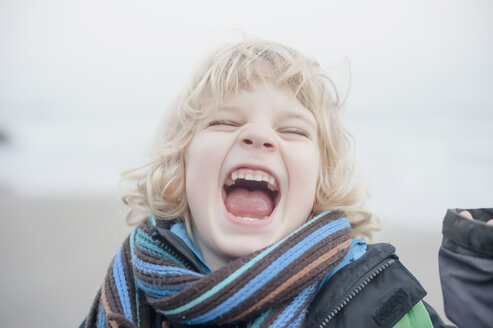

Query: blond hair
[[122, 38, 379, 241]]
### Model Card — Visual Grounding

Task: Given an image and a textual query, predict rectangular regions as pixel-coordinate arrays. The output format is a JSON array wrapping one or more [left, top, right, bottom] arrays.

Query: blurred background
[[1, 0, 492, 326]]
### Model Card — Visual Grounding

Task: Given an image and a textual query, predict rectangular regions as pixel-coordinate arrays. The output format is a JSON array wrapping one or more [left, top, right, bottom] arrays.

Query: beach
[[0, 195, 451, 327]]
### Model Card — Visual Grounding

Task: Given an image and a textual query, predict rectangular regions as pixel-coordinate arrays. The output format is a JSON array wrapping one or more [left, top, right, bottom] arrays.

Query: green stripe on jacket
[[393, 301, 434, 328]]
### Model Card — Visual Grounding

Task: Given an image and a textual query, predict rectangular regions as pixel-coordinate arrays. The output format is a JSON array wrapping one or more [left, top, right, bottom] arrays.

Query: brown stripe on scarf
[[137, 288, 154, 328], [101, 279, 119, 328], [136, 269, 200, 287], [132, 245, 169, 268], [105, 313, 138, 328], [227, 237, 352, 323], [138, 218, 154, 235]]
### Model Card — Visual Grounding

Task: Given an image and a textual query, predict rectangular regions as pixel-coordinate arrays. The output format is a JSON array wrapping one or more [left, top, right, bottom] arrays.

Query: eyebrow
[[215, 105, 242, 113], [282, 111, 317, 128]]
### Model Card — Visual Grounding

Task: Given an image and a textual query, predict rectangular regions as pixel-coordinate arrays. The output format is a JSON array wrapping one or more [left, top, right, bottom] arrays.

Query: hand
[[460, 211, 493, 226]]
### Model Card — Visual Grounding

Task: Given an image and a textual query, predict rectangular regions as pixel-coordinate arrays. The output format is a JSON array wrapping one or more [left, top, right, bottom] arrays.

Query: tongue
[[225, 188, 273, 218]]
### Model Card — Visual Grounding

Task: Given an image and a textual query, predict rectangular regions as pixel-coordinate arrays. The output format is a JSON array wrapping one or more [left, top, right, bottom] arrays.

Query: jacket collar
[[306, 243, 427, 327]]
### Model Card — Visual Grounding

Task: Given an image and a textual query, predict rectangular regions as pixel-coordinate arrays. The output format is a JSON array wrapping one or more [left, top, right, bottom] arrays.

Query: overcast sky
[[1, 0, 492, 229]]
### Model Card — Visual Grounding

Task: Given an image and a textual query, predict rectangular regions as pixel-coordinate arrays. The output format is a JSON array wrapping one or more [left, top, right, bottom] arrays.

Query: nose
[[238, 125, 276, 150]]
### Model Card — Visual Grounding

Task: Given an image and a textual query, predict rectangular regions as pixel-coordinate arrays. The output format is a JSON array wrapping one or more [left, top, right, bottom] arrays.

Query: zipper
[[151, 230, 200, 272], [318, 258, 396, 328], [160, 241, 197, 271]]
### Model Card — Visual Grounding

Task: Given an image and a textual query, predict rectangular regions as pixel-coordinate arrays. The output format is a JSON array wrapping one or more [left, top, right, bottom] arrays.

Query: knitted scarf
[[84, 210, 352, 328]]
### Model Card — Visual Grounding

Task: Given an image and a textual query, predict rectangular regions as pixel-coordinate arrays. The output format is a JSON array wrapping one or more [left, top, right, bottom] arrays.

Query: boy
[[83, 39, 490, 327]]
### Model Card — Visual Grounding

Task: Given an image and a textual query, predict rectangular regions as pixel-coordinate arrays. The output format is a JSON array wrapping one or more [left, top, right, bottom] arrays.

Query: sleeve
[[392, 301, 434, 328], [439, 208, 493, 328]]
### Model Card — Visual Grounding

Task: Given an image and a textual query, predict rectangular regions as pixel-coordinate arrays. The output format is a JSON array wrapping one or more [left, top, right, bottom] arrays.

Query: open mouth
[[223, 168, 280, 221]]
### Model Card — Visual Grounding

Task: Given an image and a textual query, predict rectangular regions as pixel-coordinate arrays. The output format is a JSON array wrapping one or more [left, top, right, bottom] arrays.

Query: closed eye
[[279, 127, 310, 138], [207, 120, 239, 128]]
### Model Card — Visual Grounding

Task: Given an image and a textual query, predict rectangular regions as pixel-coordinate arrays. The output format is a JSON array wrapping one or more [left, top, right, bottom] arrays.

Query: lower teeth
[[237, 216, 268, 221]]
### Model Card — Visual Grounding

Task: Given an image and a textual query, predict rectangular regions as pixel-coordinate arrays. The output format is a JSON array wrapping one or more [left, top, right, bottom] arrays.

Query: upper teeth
[[225, 168, 278, 191]]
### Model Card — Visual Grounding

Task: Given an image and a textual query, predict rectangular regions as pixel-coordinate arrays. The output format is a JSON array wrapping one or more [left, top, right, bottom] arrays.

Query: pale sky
[[1, 0, 492, 229]]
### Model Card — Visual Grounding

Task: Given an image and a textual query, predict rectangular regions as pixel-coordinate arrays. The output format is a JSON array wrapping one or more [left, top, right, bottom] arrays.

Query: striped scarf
[[84, 210, 352, 328]]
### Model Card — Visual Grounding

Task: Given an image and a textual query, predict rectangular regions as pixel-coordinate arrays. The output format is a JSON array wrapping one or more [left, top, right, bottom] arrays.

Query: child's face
[[185, 82, 320, 268]]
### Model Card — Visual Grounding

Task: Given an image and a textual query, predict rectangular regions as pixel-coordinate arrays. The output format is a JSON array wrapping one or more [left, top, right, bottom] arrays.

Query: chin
[[217, 235, 272, 258]]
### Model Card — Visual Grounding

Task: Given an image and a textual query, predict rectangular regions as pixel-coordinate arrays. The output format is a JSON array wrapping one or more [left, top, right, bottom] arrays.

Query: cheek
[[283, 143, 320, 229], [186, 135, 220, 183], [185, 138, 211, 213], [185, 133, 229, 216], [288, 143, 320, 189]]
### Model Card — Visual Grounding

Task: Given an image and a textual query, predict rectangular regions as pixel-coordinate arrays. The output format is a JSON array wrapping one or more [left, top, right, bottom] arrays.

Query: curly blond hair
[[122, 38, 379, 241]]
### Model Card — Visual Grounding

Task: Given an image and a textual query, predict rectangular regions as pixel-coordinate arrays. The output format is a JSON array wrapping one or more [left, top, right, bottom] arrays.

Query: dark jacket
[[306, 243, 451, 328], [305, 207, 493, 328], [439, 208, 493, 328]]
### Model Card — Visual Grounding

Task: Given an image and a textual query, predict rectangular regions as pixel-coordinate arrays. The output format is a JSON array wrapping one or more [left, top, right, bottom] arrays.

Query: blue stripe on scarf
[[161, 212, 334, 317], [97, 302, 105, 328], [129, 228, 137, 252], [113, 246, 134, 322], [320, 237, 367, 286], [183, 217, 349, 324], [135, 277, 193, 298], [271, 283, 317, 327], [287, 309, 305, 328], [135, 288, 141, 328], [132, 253, 203, 277], [149, 214, 157, 226]]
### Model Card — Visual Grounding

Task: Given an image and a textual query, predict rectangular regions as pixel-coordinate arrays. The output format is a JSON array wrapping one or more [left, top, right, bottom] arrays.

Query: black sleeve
[[439, 208, 493, 328]]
